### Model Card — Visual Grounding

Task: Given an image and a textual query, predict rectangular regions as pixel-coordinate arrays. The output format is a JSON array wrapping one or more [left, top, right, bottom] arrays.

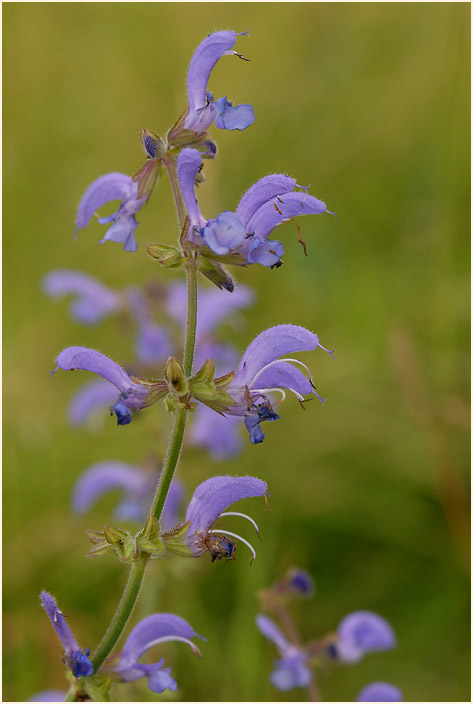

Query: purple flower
[[40, 592, 93, 679], [285, 568, 315, 598], [356, 683, 403, 702], [177, 150, 330, 267], [42, 270, 121, 325], [336, 611, 397, 663], [72, 460, 183, 528], [29, 691, 66, 702], [185, 475, 267, 562], [75, 172, 147, 252], [225, 324, 333, 444], [256, 615, 312, 691], [126, 287, 173, 365], [67, 379, 119, 427], [54, 347, 167, 425], [110, 613, 204, 694], [183, 31, 254, 134]]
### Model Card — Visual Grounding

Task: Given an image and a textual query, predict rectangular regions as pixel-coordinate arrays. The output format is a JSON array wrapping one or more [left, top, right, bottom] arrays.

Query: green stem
[[150, 406, 187, 520], [183, 259, 198, 377], [91, 559, 147, 672]]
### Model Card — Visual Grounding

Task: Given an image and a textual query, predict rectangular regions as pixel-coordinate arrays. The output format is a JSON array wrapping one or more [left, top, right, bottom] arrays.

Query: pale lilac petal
[[186, 31, 237, 114], [201, 211, 247, 255], [29, 690, 66, 701], [67, 379, 119, 427], [357, 683, 403, 702], [234, 325, 320, 388], [71, 461, 150, 515], [42, 270, 120, 325], [147, 666, 177, 693], [185, 475, 267, 536], [256, 615, 289, 652], [214, 98, 255, 131], [189, 403, 243, 459], [251, 361, 314, 396], [247, 191, 327, 240], [176, 149, 205, 229], [75, 173, 134, 233], [55, 347, 133, 392], [246, 237, 284, 267], [235, 175, 296, 227], [337, 611, 396, 663], [119, 614, 203, 669], [270, 653, 312, 691]]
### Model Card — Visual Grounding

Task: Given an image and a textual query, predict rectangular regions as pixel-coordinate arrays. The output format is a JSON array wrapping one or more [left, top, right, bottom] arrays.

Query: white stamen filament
[[140, 635, 202, 658], [252, 357, 314, 387], [220, 511, 260, 537], [208, 529, 256, 563], [251, 387, 287, 405]]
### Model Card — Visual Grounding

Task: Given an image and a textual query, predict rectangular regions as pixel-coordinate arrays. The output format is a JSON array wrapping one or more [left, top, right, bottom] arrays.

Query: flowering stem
[[150, 405, 187, 520], [183, 258, 198, 377]]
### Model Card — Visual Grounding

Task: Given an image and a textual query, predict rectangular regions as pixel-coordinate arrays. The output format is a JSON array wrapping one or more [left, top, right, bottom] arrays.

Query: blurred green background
[[3, 3, 470, 702]]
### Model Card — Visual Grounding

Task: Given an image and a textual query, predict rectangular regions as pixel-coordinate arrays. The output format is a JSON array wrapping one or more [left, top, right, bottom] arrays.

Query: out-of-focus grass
[[3, 3, 470, 702]]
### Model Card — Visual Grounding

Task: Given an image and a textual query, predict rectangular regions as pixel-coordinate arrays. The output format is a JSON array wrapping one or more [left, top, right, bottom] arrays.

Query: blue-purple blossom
[[54, 347, 166, 425], [72, 460, 183, 528], [110, 613, 204, 694], [225, 324, 332, 444], [40, 592, 93, 679], [185, 475, 267, 562], [256, 614, 312, 692], [335, 611, 397, 663], [356, 683, 403, 702], [29, 690, 66, 702], [126, 286, 173, 365], [75, 172, 147, 252], [177, 149, 329, 266], [42, 270, 121, 325], [285, 568, 315, 597], [183, 31, 254, 134]]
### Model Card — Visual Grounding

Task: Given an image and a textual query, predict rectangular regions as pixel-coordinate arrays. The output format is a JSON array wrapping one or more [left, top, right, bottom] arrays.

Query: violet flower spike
[[184, 30, 255, 133], [335, 611, 397, 663], [357, 683, 403, 702], [75, 172, 147, 252], [42, 270, 121, 325], [185, 475, 267, 562], [256, 614, 312, 691], [72, 460, 183, 528], [54, 346, 166, 425], [225, 324, 333, 444], [110, 613, 204, 694], [40, 592, 93, 679]]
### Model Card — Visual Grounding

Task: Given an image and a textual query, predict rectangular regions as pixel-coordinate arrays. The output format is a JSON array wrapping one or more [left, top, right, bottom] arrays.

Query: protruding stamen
[[138, 635, 203, 658], [319, 344, 335, 359], [208, 529, 256, 563], [252, 357, 314, 387], [251, 387, 287, 405], [220, 511, 260, 538]]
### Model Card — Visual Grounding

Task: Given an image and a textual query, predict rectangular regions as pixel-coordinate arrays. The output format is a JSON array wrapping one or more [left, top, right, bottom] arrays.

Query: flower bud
[[140, 128, 165, 160], [146, 243, 183, 268], [103, 525, 137, 561], [165, 357, 188, 397]]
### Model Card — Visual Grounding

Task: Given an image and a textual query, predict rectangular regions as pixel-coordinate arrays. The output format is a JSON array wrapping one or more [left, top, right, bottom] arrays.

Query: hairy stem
[[183, 259, 198, 377], [150, 406, 187, 520]]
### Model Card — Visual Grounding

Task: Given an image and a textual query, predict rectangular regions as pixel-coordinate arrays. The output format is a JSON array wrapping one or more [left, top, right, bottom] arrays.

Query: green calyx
[[135, 515, 164, 555], [189, 359, 236, 414], [146, 243, 183, 268], [161, 521, 193, 558]]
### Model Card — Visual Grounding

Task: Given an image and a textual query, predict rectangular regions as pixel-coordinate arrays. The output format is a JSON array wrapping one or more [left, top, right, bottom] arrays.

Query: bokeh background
[[3, 3, 470, 702]]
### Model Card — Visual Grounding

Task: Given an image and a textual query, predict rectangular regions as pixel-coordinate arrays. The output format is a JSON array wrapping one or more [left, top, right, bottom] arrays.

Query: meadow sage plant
[[32, 29, 403, 703]]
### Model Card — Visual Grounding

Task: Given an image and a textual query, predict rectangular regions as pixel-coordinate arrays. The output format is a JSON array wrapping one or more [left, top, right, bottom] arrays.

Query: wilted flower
[[177, 148, 330, 267], [42, 270, 121, 325], [184, 475, 267, 562], [108, 613, 204, 694], [224, 324, 333, 444], [256, 614, 312, 691], [40, 592, 93, 679], [356, 683, 403, 702], [72, 460, 183, 528], [54, 347, 167, 425], [334, 611, 397, 663], [75, 173, 147, 252], [183, 31, 254, 134]]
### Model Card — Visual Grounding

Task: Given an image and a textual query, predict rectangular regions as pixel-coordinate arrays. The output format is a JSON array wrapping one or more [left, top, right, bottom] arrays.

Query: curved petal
[[68, 379, 119, 427], [186, 31, 237, 113], [357, 683, 403, 702], [40, 592, 79, 654], [201, 211, 247, 255], [214, 99, 255, 131], [247, 191, 328, 240], [246, 237, 284, 267], [147, 666, 178, 694], [71, 461, 149, 515], [236, 175, 296, 227], [251, 361, 314, 396], [119, 614, 202, 669], [55, 347, 133, 393], [234, 325, 320, 388], [256, 614, 289, 652], [337, 611, 396, 663], [42, 270, 120, 325], [176, 149, 205, 228], [75, 173, 134, 232], [185, 475, 267, 536]]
